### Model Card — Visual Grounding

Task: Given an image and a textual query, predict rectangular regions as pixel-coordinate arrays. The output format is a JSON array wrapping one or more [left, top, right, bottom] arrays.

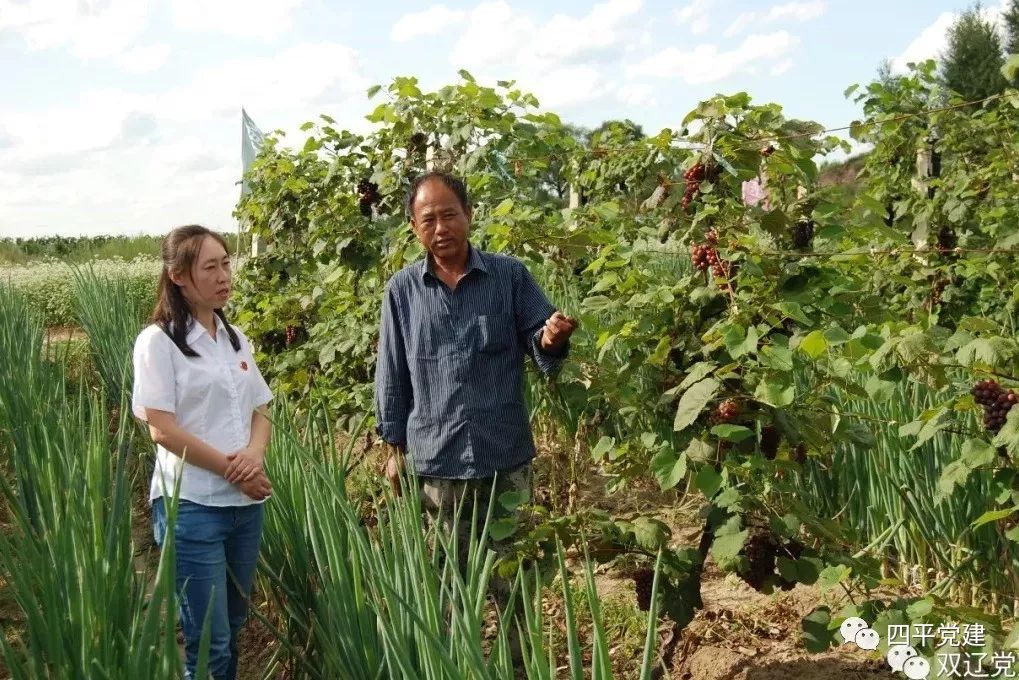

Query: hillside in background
[[818, 152, 868, 205]]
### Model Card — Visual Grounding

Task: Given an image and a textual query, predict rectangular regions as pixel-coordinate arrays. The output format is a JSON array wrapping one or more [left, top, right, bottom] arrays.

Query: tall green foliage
[[1004, 0, 1019, 56], [236, 65, 1019, 648], [0, 290, 192, 679], [941, 3, 1008, 99]]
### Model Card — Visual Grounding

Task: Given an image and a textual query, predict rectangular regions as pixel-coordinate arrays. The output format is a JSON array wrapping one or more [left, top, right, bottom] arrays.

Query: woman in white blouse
[[132, 225, 273, 680]]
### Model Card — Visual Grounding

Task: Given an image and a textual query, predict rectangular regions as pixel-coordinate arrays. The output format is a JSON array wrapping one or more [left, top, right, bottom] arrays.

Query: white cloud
[[2, 87, 149, 156], [169, 0, 307, 40], [674, 0, 713, 35], [0, 134, 240, 236], [724, 12, 755, 38], [114, 43, 171, 74], [891, 1, 1009, 73], [0, 0, 150, 59], [153, 42, 369, 124], [537, 0, 642, 60], [448, 0, 642, 110], [769, 1, 825, 22], [725, 1, 825, 38], [0, 39, 371, 238], [529, 66, 610, 109], [628, 31, 799, 84], [391, 5, 466, 42], [891, 12, 954, 72], [616, 83, 656, 107], [770, 58, 794, 76], [449, 2, 532, 67]]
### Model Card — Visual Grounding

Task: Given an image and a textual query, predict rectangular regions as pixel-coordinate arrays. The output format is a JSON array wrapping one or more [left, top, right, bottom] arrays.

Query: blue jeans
[[152, 497, 265, 680]]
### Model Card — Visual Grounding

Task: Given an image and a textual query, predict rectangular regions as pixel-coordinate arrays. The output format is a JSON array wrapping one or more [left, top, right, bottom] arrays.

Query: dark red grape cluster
[[357, 179, 381, 217], [760, 425, 780, 460], [741, 530, 777, 591], [972, 379, 1017, 433], [408, 132, 428, 154], [930, 278, 947, 308], [791, 442, 807, 465], [681, 163, 704, 211], [285, 325, 297, 347], [690, 243, 718, 271], [632, 568, 654, 611], [690, 229, 735, 292], [792, 219, 814, 250], [713, 399, 742, 424], [740, 530, 804, 592], [937, 225, 957, 255], [681, 162, 719, 212], [712, 258, 735, 293], [761, 144, 776, 157]]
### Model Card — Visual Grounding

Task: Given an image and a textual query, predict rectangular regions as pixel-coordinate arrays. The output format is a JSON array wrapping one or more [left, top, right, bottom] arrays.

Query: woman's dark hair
[[150, 225, 240, 357], [405, 171, 471, 218]]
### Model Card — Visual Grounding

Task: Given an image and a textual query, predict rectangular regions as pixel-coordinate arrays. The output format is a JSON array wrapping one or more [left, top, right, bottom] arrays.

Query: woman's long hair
[[151, 225, 240, 357]]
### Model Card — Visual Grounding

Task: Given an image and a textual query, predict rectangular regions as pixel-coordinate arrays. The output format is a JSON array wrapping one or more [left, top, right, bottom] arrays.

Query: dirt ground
[[667, 564, 895, 680]]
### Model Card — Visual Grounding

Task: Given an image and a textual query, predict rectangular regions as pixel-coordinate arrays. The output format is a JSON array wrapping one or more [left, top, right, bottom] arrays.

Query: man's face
[[410, 179, 472, 261]]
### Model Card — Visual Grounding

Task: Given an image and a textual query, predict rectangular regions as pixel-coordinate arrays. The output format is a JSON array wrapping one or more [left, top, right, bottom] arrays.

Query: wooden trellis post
[[914, 133, 940, 198], [251, 233, 265, 257]]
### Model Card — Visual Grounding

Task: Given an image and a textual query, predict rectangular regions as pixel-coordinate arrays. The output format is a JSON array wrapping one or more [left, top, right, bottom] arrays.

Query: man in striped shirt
[[373, 171, 576, 650]]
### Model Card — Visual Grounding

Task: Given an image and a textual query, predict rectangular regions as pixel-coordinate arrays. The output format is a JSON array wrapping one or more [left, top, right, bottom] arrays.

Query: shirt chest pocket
[[476, 313, 515, 353]]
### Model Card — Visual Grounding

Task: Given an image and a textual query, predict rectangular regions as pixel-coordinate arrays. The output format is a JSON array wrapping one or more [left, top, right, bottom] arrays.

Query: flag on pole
[[239, 108, 266, 257], [240, 108, 264, 198]]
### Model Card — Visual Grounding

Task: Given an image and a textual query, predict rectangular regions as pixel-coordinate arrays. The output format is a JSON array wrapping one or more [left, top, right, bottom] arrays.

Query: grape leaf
[[755, 374, 795, 407], [710, 528, 748, 566], [802, 607, 836, 653], [650, 449, 687, 489], [936, 459, 972, 503], [971, 507, 1018, 529], [993, 409, 1019, 458], [695, 466, 722, 499], [677, 361, 718, 391], [674, 378, 720, 432], [799, 331, 828, 359], [710, 424, 754, 442]]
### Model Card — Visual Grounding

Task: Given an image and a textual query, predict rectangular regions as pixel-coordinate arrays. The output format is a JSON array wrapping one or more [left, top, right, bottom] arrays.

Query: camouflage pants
[[417, 461, 532, 661]]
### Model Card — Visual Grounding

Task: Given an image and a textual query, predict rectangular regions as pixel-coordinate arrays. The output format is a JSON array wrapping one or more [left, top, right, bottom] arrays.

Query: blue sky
[[0, 0, 1003, 237]]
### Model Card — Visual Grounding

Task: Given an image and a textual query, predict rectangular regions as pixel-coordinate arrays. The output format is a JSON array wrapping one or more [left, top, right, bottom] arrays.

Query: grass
[[0, 282, 666, 678], [0, 290, 191, 679], [802, 379, 1019, 614]]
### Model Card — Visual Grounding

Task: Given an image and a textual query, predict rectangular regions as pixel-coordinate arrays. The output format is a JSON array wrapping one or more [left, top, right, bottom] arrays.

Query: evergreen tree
[[941, 3, 1008, 100], [1004, 0, 1019, 55]]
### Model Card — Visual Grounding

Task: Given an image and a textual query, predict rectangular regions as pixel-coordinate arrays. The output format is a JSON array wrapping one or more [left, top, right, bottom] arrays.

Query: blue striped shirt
[[374, 246, 568, 479]]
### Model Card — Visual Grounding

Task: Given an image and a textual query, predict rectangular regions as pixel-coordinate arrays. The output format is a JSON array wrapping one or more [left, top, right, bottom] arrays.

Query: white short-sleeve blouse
[[131, 315, 273, 507]]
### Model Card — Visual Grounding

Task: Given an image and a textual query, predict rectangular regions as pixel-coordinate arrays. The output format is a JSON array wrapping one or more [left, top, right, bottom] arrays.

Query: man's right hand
[[237, 470, 273, 501], [385, 445, 406, 497]]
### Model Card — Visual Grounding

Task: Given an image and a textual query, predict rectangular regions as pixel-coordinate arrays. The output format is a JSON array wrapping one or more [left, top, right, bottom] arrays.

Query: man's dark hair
[[405, 171, 471, 218]]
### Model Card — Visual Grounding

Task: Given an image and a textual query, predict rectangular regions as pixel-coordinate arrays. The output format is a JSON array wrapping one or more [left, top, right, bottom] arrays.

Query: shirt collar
[[420, 244, 488, 281], [184, 313, 225, 345]]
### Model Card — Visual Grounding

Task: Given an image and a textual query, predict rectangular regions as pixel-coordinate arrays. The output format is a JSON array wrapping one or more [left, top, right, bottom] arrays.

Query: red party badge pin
[[240, 361, 249, 371]]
